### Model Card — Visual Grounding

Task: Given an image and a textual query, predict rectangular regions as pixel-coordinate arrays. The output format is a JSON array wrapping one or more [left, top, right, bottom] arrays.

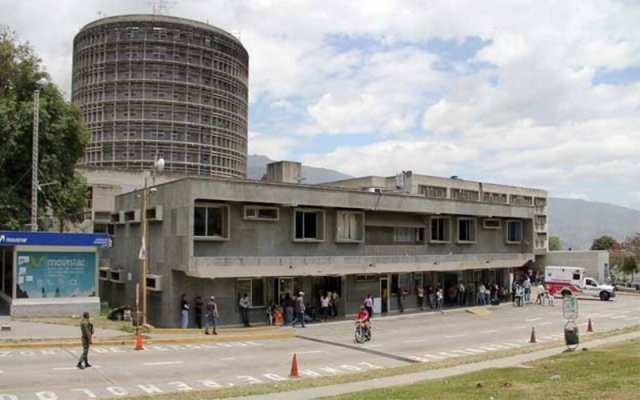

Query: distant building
[[101, 167, 549, 327], [72, 14, 249, 178]]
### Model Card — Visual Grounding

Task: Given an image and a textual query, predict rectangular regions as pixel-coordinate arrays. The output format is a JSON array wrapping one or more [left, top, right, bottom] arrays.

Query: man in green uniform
[[77, 312, 94, 369]]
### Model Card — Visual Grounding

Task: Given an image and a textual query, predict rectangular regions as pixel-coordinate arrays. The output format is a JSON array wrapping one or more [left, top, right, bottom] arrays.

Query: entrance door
[[380, 277, 389, 313], [277, 278, 294, 304]]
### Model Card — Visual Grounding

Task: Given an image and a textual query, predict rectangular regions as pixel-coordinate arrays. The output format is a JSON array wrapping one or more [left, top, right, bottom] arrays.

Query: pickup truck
[[544, 266, 616, 301]]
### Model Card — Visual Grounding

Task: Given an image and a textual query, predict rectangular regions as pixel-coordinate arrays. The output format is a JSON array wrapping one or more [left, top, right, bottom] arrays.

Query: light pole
[[31, 77, 49, 231], [140, 156, 165, 325]]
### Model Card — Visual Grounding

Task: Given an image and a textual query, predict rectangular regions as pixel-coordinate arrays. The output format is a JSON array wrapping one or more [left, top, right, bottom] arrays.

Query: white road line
[[525, 317, 543, 322], [599, 313, 614, 318], [445, 334, 467, 339], [143, 361, 184, 366], [510, 325, 527, 330], [502, 343, 522, 348], [450, 350, 475, 355], [292, 351, 323, 355], [538, 321, 553, 326], [478, 346, 499, 351], [219, 357, 236, 361], [405, 339, 429, 344], [611, 315, 628, 320], [479, 329, 498, 334], [438, 352, 459, 357], [464, 348, 487, 353], [422, 354, 446, 360], [625, 317, 640, 321], [53, 366, 102, 371]]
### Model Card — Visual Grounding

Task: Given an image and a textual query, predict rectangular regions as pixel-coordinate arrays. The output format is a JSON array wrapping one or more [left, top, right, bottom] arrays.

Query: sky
[[1, 0, 639, 209]]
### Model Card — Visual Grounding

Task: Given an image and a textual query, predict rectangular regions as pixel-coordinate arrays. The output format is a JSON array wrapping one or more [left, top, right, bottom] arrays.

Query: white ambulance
[[544, 266, 615, 301]]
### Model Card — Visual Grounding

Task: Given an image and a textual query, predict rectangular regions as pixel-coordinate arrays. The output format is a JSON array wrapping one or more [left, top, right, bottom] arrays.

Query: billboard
[[15, 251, 96, 298]]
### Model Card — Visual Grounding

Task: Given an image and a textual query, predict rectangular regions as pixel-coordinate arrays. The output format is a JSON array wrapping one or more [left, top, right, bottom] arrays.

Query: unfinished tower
[[72, 15, 249, 178]]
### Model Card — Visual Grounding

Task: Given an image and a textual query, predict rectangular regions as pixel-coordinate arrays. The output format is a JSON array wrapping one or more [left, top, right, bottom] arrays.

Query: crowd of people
[[512, 277, 555, 307]]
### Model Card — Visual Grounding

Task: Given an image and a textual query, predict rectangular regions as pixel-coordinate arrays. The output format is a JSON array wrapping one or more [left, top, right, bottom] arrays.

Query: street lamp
[[140, 156, 165, 325], [31, 77, 49, 231]]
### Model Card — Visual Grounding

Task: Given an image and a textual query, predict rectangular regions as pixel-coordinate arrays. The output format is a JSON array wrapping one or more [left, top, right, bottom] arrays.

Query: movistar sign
[[0, 231, 110, 248]]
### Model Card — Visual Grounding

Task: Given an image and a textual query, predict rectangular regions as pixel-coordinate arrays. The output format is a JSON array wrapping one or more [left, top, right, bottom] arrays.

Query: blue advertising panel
[[0, 231, 110, 248], [15, 251, 96, 298]]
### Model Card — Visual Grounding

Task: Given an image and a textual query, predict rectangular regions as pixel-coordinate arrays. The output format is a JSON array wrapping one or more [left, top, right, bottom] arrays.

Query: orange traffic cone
[[135, 328, 144, 351], [529, 327, 537, 343], [289, 353, 299, 378], [587, 318, 593, 333]]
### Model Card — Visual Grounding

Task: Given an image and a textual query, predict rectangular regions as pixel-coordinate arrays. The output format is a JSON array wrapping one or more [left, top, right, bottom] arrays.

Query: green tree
[[549, 236, 562, 251], [0, 29, 89, 230], [619, 253, 639, 282], [591, 235, 619, 250]]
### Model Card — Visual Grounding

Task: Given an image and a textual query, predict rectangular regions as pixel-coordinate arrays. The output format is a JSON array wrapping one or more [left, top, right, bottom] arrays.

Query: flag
[[138, 238, 146, 260]]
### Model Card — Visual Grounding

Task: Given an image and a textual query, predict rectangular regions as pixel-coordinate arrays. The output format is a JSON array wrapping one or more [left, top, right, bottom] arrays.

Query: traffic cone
[[135, 328, 144, 351], [587, 318, 593, 333], [289, 353, 299, 378], [529, 327, 537, 343]]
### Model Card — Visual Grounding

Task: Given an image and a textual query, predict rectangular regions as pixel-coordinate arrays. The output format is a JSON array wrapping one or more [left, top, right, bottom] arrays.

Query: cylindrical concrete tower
[[72, 15, 249, 178]]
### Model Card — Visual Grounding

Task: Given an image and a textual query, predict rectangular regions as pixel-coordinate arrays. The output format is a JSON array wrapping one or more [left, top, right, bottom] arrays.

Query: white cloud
[[248, 131, 299, 160]]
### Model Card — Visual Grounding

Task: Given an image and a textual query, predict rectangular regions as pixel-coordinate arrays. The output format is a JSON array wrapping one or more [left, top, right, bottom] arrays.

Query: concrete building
[[72, 15, 249, 178], [101, 166, 549, 327]]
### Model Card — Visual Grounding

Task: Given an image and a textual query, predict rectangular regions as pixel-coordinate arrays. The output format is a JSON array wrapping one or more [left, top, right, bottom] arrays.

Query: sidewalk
[[229, 330, 640, 400], [0, 316, 293, 348]]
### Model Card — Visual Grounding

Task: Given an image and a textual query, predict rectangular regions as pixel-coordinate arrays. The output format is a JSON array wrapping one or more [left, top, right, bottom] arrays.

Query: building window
[[457, 218, 477, 243], [393, 227, 424, 243], [429, 217, 450, 243], [483, 218, 501, 229], [506, 220, 523, 244], [294, 209, 325, 241], [244, 205, 279, 221], [336, 211, 364, 242], [236, 278, 265, 307], [193, 203, 229, 239]]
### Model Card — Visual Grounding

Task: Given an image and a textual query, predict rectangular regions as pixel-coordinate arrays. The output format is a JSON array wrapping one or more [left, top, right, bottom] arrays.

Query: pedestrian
[[292, 291, 306, 328], [364, 294, 373, 321], [457, 280, 465, 306], [523, 277, 531, 303], [266, 299, 276, 325], [204, 295, 218, 334], [436, 287, 444, 311], [468, 281, 476, 306], [477, 283, 486, 305], [548, 286, 555, 306], [320, 293, 330, 322], [511, 280, 517, 304], [194, 295, 203, 329], [396, 287, 404, 312], [417, 286, 425, 310], [180, 294, 189, 329], [76, 311, 94, 369], [330, 291, 339, 317], [284, 292, 294, 325], [239, 293, 251, 327], [427, 284, 435, 309]]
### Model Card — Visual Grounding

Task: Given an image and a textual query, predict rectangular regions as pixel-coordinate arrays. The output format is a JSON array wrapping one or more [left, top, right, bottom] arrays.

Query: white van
[[544, 266, 615, 301]]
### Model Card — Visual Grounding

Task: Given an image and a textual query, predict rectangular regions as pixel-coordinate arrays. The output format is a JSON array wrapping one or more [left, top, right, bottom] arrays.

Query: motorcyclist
[[356, 305, 371, 334]]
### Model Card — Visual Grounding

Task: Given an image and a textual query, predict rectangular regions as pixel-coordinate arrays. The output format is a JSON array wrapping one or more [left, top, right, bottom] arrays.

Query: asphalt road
[[0, 295, 638, 400]]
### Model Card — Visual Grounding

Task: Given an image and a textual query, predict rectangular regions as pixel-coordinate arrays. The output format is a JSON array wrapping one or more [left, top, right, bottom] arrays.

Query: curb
[[0, 331, 295, 349]]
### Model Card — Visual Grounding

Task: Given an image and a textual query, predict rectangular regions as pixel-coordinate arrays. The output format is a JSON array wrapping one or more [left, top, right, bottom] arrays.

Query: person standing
[[320, 293, 330, 322], [523, 277, 531, 303], [284, 292, 294, 325], [427, 284, 435, 309], [457, 281, 466, 306], [194, 296, 203, 329], [76, 312, 94, 369], [417, 286, 425, 310], [330, 291, 339, 317], [239, 293, 251, 327], [363, 294, 374, 321], [204, 296, 218, 335], [396, 287, 404, 312], [292, 291, 306, 328], [436, 287, 444, 311], [180, 294, 189, 329]]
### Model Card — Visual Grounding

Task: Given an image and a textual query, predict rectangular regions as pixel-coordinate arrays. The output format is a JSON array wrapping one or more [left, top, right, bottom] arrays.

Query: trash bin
[[564, 325, 579, 346]]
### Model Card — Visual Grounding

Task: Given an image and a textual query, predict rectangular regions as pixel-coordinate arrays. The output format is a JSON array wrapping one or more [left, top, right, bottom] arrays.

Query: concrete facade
[[539, 250, 610, 282], [102, 173, 548, 327], [72, 15, 249, 178]]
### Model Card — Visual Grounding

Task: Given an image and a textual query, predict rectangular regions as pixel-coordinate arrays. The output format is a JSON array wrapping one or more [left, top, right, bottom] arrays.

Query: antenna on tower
[[149, 0, 176, 15]]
